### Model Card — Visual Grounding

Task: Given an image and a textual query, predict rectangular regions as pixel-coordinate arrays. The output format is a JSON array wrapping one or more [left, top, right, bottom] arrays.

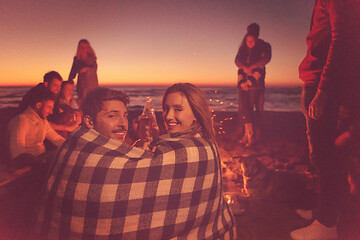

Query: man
[[235, 23, 271, 142], [291, 0, 360, 239], [8, 88, 65, 168], [36, 87, 234, 239], [18, 71, 63, 114]]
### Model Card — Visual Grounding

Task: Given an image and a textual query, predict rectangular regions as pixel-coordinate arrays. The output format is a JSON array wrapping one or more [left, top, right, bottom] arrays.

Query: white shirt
[[8, 106, 65, 159]]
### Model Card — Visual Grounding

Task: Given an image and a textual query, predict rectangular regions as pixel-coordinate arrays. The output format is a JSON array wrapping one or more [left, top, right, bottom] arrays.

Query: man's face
[[36, 100, 54, 119], [46, 78, 62, 96], [93, 100, 128, 142]]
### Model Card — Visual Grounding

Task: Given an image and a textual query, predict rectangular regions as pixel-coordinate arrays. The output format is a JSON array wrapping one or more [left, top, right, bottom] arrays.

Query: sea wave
[[0, 85, 302, 112]]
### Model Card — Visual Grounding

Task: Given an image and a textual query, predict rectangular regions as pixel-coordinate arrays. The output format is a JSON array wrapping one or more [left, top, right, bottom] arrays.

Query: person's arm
[[49, 120, 80, 133], [45, 120, 65, 147], [254, 41, 272, 67], [317, 0, 344, 92], [68, 57, 78, 83], [309, 0, 344, 120]]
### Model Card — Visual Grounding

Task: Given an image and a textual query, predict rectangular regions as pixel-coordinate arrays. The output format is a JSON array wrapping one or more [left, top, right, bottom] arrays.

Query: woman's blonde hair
[[162, 83, 215, 142], [76, 39, 96, 61]]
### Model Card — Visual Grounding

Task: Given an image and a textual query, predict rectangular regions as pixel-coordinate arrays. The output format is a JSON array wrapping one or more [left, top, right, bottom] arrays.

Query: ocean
[[0, 85, 302, 112]]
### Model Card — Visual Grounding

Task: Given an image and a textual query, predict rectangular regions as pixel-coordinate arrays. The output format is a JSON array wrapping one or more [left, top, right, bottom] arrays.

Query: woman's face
[[62, 83, 73, 99], [163, 92, 196, 134], [79, 42, 88, 52], [246, 35, 256, 49]]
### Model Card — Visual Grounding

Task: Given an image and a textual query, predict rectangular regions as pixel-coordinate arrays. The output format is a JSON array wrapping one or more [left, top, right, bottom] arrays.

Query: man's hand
[[308, 89, 328, 120]]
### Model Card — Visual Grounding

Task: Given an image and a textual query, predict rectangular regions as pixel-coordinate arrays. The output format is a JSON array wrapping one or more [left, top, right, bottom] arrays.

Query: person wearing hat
[[235, 23, 271, 146]]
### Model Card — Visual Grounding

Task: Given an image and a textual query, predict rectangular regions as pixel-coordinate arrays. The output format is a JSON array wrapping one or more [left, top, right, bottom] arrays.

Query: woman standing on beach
[[235, 33, 266, 147], [68, 39, 98, 108]]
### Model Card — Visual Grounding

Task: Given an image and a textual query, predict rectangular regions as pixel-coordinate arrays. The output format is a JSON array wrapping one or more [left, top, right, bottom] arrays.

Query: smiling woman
[[161, 82, 215, 141], [162, 92, 197, 134]]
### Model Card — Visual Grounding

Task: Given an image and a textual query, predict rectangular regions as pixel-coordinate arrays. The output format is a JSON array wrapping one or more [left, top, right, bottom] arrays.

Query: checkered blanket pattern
[[36, 126, 234, 239]]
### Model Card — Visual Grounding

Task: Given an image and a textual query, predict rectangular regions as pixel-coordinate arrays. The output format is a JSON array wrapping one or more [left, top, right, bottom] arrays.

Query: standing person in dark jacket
[[291, 0, 360, 239], [68, 39, 98, 108], [235, 23, 271, 144]]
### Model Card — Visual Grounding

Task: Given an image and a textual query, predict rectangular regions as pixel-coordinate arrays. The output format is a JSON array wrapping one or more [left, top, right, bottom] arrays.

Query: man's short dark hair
[[43, 71, 63, 84], [81, 87, 130, 123], [30, 88, 56, 107]]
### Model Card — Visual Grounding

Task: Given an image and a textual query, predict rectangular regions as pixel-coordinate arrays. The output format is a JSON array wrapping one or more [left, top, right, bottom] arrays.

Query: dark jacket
[[299, 0, 360, 102], [235, 39, 271, 71]]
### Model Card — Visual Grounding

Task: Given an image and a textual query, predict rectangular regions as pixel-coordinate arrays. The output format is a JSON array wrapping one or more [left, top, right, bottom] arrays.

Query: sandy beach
[[0, 107, 359, 239]]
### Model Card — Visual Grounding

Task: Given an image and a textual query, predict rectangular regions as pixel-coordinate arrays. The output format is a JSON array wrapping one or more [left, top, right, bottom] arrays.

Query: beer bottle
[[138, 97, 159, 142]]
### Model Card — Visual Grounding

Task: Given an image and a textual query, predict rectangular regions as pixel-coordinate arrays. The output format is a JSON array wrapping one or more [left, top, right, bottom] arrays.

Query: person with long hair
[[155, 83, 235, 238], [68, 39, 98, 108], [47, 81, 82, 138], [161, 83, 215, 141], [235, 32, 266, 147]]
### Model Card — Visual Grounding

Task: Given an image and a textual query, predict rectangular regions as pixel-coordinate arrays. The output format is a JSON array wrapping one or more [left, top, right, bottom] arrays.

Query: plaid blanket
[[36, 127, 235, 239]]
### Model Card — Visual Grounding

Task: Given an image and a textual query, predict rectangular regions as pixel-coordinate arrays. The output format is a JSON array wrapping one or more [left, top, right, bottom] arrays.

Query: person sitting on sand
[[36, 86, 234, 239], [58, 80, 76, 108], [17, 71, 63, 114], [47, 81, 82, 138], [8, 88, 65, 169]]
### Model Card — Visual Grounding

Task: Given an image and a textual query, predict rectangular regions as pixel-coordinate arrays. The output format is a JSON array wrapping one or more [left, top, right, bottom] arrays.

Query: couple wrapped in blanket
[[36, 85, 235, 239]]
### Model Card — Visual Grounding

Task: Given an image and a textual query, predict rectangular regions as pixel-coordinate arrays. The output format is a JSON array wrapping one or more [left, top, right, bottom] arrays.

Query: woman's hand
[[240, 82, 248, 91], [244, 66, 253, 75], [132, 139, 154, 151], [240, 80, 252, 91]]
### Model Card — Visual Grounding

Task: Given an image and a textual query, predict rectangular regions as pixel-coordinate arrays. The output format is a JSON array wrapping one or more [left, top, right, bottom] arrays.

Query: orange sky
[[0, 0, 314, 87]]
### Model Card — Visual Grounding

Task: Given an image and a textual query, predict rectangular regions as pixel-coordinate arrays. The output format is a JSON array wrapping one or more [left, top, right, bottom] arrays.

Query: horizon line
[[0, 83, 302, 88]]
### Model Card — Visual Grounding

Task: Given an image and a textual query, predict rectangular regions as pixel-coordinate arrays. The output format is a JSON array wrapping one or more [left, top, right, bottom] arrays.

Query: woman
[[47, 81, 82, 138], [58, 80, 75, 108], [149, 83, 235, 239], [68, 39, 98, 108], [235, 33, 265, 147]]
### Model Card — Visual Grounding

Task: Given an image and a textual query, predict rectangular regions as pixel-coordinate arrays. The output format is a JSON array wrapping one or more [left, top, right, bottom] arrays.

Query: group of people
[[5, 0, 360, 238], [6, 40, 236, 238], [8, 39, 98, 170]]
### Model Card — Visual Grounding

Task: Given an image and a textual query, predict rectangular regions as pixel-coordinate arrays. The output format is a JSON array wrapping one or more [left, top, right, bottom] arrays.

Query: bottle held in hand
[[138, 97, 159, 142]]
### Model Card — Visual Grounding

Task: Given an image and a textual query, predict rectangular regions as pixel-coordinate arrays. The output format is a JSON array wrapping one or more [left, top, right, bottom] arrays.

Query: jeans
[[302, 86, 349, 227], [238, 89, 261, 124]]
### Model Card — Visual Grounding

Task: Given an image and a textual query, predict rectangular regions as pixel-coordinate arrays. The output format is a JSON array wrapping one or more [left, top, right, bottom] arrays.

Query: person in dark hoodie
[[235, 23, 271, 146]]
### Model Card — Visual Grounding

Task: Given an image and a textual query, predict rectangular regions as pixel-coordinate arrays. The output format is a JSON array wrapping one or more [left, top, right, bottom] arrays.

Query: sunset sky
[[0, 0, 314, 86]]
